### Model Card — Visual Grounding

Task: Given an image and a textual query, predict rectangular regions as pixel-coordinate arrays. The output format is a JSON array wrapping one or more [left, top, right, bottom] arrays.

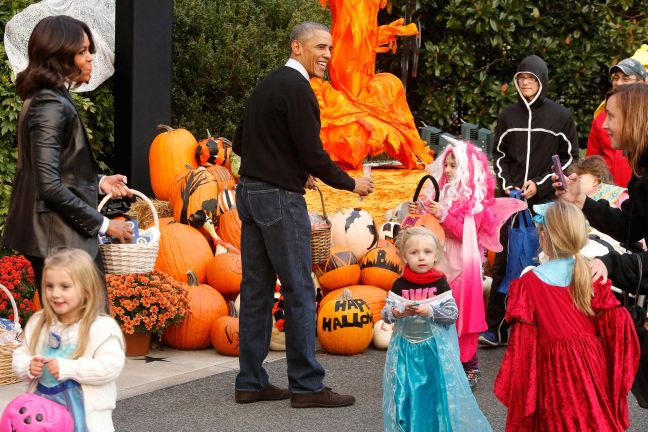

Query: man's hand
[[553, 173, 586, 209], [589, 258, 609, 283], [107, 219, 134, 243], [305, 176, 318, 190], [353, 176, 374, 197], [521, 180, 537, 199], [100, 174, 132, 199]]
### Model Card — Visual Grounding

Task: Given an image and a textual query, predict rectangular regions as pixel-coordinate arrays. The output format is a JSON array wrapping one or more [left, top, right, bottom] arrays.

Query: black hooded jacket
[[493, 55, 579, 206]]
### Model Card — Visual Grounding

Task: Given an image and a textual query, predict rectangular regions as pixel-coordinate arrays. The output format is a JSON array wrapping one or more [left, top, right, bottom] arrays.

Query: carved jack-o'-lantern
[[315, 247, 361, 292], [0, 394, 74, 432], [330, 208, 378, 261], [359, 246, 403, 291], [316, 288, 373, 355]]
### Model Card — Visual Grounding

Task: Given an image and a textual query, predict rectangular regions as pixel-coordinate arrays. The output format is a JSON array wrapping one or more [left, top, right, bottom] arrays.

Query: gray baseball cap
[[610, 58, 647, 80]]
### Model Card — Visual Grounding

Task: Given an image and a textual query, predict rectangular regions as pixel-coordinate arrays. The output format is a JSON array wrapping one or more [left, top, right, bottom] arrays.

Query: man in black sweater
[[232, 22, 373, 408]]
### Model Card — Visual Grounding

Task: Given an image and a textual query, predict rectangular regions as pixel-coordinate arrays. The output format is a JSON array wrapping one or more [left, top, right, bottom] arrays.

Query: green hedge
[[377, 0, 648, 142], [0, 1, 115, 235]]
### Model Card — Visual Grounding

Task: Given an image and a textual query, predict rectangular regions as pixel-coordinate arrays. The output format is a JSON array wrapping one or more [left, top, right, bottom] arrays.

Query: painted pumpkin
[[319, 285, 387, 324], [359, 246, 403, 291], [217, 208, 242, 251], [0, 394, 74, 432], [206, 249, 242, 300], [372, 319, 394, 350], [154, 222, 213, 283], [217, 188, 236, 215], [378, 221, 401, 243], [149, 124, 198, 200], [211, 301, 240, 356], [317, 288, 373, 355], [315, 247, 361, 292], [195, 136, 232, 169], [206, 165, 236, 193], [163, 271, 228, 350], [170, 166, 220, 224], [330, 208, 378, 261]]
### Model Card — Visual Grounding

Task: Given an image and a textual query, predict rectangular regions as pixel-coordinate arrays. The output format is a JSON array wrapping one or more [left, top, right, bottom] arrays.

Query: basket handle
[[313, 186, 328, 221], [412, 175, 440, 203], [0, 283, 20, 330], [97, 189, 159, 230]]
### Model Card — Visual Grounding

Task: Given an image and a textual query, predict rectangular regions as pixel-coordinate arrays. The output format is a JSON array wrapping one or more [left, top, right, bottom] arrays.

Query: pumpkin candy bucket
[[400, 174, 445, 242], [97, 189, 160, 275]]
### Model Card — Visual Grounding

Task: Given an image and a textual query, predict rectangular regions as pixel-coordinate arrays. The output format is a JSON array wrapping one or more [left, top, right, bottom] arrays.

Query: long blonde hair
[[28, 248, 105, 358], [394, 226, 445, 267], [539, 201, 594, 316], [606, 83, 648, 177]]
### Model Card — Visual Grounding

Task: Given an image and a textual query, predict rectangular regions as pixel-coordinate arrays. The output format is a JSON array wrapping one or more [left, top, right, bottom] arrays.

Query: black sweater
[[233, 66, 355, 194], [390, 275, 451, 297], [493, 55, 579, 206], [583, 174, 648, 295]]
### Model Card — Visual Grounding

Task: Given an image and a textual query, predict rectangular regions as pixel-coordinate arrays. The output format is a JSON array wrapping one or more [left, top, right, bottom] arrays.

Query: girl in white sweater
[[13, 248, 125, 432]]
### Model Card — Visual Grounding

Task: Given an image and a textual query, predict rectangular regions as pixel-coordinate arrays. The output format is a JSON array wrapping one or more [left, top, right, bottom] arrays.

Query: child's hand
[[415, 304, 431, 317], [45, 358, 60, 380], [427, 201, 440, 216], [29, 356, 46, 378], [408, 201, 421, 214], [392, 305, 414, 318]]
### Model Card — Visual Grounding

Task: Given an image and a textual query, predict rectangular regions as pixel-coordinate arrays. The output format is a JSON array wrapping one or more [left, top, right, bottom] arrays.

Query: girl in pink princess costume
[[409, 138, 524, 387]]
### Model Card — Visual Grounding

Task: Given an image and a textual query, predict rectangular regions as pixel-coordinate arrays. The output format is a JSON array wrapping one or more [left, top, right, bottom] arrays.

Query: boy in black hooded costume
[[480, 55, 579, 347]]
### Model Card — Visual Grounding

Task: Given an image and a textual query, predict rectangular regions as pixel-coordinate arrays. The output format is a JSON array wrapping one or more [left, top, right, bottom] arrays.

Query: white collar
[[285, 58, 310, 81]]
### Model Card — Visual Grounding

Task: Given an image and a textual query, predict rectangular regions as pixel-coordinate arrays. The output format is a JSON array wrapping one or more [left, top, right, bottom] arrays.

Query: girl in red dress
[[494, 200, 640, 431]]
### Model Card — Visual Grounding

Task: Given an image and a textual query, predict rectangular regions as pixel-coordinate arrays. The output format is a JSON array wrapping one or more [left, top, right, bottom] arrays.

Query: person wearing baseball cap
[[586, 56, 647, 187]]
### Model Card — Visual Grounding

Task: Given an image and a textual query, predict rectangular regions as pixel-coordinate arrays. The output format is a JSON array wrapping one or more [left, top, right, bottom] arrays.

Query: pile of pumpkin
[[141, 125, 443, 357], [141, 125, 245, 356]]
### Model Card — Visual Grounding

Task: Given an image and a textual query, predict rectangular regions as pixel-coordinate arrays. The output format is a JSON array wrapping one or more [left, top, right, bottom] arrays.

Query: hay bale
[[127, 198, 173, 228]]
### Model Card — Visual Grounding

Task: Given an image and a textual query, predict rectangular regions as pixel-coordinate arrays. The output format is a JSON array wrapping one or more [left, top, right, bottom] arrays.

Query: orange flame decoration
[[313, 0, 432, 169]]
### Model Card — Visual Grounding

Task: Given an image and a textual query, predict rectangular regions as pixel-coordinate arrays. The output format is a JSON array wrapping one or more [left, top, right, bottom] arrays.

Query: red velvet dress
[[494, 271, 640, 432]]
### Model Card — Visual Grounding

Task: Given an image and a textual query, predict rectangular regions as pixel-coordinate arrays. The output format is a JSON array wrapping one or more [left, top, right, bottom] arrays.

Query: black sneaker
[[478, 331, 499, 347]]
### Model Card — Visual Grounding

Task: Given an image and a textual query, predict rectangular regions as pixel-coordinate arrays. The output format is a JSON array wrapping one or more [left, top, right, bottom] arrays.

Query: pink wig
[[426, 138, 497, 237]]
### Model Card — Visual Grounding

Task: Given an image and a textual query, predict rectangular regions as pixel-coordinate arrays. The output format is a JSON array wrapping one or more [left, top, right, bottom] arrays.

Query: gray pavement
[[114, 346, 647, 431]]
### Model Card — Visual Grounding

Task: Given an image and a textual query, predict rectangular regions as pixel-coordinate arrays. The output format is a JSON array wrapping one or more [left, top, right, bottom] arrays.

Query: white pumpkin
[[373, 319, 393, 350], [269, 317, 286, 351], [330, 208, 378, 261], [234, 294, 240, 313]]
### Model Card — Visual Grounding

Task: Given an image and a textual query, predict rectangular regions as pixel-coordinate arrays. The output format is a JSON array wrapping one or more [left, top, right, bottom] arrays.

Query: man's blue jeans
[[234, 177, 325, 394]]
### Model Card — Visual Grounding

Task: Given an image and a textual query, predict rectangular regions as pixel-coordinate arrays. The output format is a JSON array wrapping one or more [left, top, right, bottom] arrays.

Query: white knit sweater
[[13, 312, 125, 432]]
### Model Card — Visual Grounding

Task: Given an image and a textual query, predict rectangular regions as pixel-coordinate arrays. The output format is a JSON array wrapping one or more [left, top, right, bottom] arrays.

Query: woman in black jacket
[[2, 15, 132, 296], [557, 82, 648, 407]]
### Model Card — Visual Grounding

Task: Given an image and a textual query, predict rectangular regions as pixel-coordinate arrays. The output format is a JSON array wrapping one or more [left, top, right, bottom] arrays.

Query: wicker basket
[[310, 187, 331, 266], [0, 283, 21, 386], [97, 189, 160, 275]]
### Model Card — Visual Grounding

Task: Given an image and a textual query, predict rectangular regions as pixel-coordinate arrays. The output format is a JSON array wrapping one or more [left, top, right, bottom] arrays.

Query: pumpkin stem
[[206, 128, 212, 138], [339, 288, 353, 301], [157, 124, 174, 132], [229, 300, 239, 318], [186, 270, 199, 286]]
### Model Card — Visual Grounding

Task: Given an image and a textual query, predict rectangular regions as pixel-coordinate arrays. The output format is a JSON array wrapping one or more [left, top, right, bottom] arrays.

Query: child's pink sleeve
[[442, 211, 485, 240]]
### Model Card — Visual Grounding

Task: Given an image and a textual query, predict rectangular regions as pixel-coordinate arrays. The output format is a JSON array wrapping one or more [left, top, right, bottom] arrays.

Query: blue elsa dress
[[35, 322, 88, 432], [382, 290, 492, 432]]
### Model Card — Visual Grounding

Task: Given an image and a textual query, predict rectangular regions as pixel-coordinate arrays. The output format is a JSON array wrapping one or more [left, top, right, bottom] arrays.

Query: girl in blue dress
[[382, 227, 492, 432]]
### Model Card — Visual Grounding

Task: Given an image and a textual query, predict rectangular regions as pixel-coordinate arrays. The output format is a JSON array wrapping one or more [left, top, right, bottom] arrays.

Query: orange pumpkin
[[330, 208, 378, 261], [315, 247, 360, 292], [211, 301, 240, 356], [206, 250, 242, 300], [149, 125, 198, 200], [170, 166, 220, 224], [359, 246, 403, 290], [154, 222, 213, 282], [316, 288, 373, 355], [217, 208, 242, 250], [319, 285, 387, 324], [206, 165, 236, 193], [163, 271, 228, 350], [195, 136, 232, 169]]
